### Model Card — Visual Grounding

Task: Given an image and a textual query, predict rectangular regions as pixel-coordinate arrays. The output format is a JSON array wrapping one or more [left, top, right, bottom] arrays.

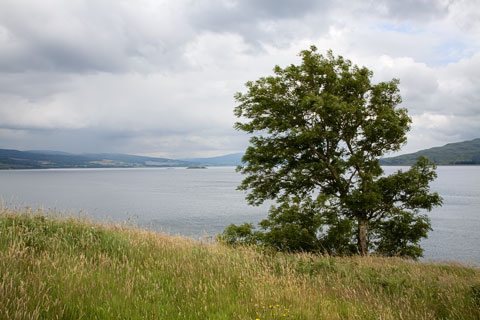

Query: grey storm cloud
[[0, 0, 479, 158], [188, 0, 328, 37], [0, 0, 330, 75], [374, 0, 450, 20], [0, 0, 469, 75], [0, 1, 194, 74]]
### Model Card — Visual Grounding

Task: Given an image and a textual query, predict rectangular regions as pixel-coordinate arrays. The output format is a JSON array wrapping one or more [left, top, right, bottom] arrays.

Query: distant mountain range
[[0, 149, 191, 169], [0, 149, 244, 170], [181, 153, 244, 166], [1, 137, 478, 169], [380, 138, 480, 165]]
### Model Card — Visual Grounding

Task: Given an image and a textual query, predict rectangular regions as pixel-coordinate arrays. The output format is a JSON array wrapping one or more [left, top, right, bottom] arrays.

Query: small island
[[186, 165, 207, 169]]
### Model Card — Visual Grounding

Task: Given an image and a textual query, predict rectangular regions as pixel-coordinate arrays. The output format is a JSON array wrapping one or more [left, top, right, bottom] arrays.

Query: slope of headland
[[1, 207, 479, 319], [4, 137, 479, 170], [0, 149, 245, 169], [380, 138, 480, 166], [0, 149, 193, 169]]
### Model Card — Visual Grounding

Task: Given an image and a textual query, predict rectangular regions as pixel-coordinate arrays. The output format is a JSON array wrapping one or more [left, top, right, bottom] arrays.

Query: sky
[[0, 0, 479, 158]]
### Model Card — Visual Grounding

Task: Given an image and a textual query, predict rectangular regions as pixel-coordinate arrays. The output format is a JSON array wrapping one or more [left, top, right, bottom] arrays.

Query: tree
[[229, 46, 442, 257]]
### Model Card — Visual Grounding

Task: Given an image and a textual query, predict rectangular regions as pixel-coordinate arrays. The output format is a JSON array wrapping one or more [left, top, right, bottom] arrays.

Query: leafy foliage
[[373, 211, 431, 258], [220, 223, 263, 246], [226, 46, 442, 258]]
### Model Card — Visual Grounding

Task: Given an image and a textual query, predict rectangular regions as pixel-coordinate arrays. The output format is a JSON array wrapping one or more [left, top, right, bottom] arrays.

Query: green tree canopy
[[226, 46, 442, 258]]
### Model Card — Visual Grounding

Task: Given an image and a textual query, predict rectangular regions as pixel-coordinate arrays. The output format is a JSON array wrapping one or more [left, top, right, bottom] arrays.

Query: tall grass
[[0, 207, 479, 319]]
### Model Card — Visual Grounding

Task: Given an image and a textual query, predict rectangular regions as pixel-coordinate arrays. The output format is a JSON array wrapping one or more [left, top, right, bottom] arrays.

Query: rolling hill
[[380, 138, 480, 165], [0, 149, 193, 169], [4, 137, 478, 169]]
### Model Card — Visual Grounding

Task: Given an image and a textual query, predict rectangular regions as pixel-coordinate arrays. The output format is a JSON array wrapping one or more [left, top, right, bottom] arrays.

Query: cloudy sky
[[0, 0, 479, 158]]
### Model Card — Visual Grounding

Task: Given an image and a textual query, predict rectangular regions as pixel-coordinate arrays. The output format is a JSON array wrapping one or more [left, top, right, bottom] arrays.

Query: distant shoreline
[[2, 164, 479, 171]]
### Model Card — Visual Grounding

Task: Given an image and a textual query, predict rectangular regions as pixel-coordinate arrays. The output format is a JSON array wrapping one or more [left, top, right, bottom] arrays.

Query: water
[[0, 167, 270, 237], [0, 166, 479, 264], [383, 166, 480, 264]]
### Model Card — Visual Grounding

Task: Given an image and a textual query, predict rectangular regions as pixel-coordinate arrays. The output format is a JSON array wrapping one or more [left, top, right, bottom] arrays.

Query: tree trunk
[[357, 218, 368, 256]]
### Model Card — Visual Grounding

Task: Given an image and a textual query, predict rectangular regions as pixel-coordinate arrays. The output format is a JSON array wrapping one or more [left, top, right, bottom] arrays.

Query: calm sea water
[[0, 166, 479, 264]]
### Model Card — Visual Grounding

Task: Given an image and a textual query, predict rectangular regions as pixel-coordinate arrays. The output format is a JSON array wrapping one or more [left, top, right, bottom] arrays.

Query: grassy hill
[[0, 149, 192, 169], [380, 138, 480, 166], [1, 207, 479, 319]]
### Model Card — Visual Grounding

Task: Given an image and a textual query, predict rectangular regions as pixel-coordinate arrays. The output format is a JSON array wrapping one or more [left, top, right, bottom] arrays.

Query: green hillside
[[0, 149, 192, 169], [380, 138, 480, 166]]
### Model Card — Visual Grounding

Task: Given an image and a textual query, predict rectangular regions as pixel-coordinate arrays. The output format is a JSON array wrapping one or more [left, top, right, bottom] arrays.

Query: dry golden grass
[[0, 206, 479, 319]]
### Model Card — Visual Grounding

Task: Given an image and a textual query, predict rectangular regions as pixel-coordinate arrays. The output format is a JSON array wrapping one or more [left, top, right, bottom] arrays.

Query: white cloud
[[0, 94, 88, 129], [0, 0, 479, 157], [412, 113, 451, 129]]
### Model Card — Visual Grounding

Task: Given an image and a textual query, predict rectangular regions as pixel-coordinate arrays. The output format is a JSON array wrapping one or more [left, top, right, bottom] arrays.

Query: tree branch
[[308, 142, 345, 195]]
